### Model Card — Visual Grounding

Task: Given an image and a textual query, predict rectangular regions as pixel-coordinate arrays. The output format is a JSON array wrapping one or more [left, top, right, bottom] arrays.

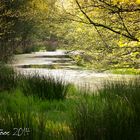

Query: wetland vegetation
[[0, 0, 140, 140]]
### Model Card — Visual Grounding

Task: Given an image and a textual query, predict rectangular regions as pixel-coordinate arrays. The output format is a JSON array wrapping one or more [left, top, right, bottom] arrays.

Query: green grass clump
[[0, 90, 75, 140], [0, 65, 71, 100], [0, 65, 19, 91], [71, 78, 140, 140], [20, 74, 71, 100], [0, 112, 73, 140]]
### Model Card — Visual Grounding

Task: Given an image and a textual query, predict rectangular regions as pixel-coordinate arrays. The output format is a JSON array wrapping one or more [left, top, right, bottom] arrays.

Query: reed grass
[[0, 90, 75, 140], [0, 65, 18, 91], [71, 77, 140, 140], [1, 65, 140, 140], [0, 66, 70, 100], [20, 74, 70, 100]]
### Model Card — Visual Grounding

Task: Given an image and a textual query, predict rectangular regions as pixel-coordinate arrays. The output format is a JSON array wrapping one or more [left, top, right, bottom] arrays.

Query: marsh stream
[[13, 50, 135, 91]]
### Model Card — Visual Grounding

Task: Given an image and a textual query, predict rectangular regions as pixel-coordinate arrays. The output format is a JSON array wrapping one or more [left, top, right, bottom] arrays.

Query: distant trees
[[1, 0, 139, 69], [1, 0, 18, 62], [0, 0, 49, 63]]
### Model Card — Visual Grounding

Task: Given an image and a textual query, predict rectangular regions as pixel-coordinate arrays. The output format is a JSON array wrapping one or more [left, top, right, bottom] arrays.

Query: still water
[[13, 50, 135, 91]]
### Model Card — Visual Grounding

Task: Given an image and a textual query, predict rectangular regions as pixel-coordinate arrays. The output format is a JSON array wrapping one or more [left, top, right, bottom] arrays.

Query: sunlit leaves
[[136, 0, 140, 4], [28, 0, 48, 11], [52, 0, 140, 69], [111, 0, 140, 5]]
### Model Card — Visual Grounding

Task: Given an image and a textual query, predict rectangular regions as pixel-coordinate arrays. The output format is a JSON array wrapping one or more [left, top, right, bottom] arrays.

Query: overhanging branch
[[75, 0, 139, 42]]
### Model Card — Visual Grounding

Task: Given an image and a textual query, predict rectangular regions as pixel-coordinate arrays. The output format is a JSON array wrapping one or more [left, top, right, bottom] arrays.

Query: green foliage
[[48, 0, 140, 70], [0, 0, 52, 62], [110, 68, 140, 75], [0, 0, 33, 62], [0, 0, 140, 70], [14, 44, 40, 54]]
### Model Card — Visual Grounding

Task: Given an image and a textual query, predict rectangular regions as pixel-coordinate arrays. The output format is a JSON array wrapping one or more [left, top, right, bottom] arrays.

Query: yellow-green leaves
[[113, 0, 140, 5]]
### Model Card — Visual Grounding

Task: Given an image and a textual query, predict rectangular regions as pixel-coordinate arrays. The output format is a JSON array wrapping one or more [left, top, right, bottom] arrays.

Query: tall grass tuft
[[0, 91, 74, 140], [0, 65, 18, 91], [20, 74, 70, 100], [0, 111, 61, 140], [0, 112, 73, 140], [71, 77, 140, 140], [0, 65, 70, 100]]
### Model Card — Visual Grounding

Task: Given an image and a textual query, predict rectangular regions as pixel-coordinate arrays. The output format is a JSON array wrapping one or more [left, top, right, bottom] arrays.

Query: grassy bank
[[0, 66, 71, 100], [0, 66, 77, 140], [110, 68, 140, 75], [71, 78, 140, 140], [0, 66, 140, 140], [0, 90, 76, 140]]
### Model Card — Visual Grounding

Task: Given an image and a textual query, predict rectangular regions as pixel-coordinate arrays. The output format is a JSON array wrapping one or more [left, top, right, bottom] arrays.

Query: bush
[[46, 45, 56, 51]]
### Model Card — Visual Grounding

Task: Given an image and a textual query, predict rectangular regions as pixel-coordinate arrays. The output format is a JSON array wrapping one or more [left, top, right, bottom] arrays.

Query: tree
[[0, 0, 49, 63], [64, 0, 140, 42], [52, 0, 140, 69]]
